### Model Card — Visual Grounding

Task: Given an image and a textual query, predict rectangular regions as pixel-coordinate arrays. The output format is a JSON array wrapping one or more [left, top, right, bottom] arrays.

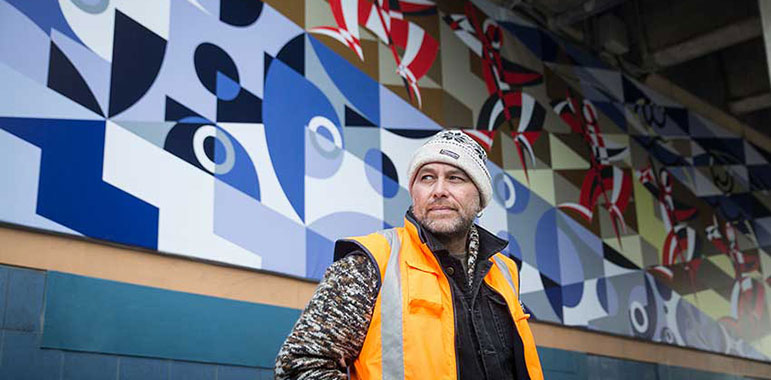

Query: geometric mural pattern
[[0, 0, 769, 361]]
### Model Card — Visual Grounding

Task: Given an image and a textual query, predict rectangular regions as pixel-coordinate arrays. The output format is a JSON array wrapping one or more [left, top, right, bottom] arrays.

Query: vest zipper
[[445, 269, 462, 380]]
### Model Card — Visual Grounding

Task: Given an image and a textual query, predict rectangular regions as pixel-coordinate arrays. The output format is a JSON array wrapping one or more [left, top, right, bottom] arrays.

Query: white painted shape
[[478, 191, 508, 239], [744, 140, 769, 165], [379, 128, 431, 189], [102, 121, 263, 269], [562, 278, 609, 326], [59, 0, 170, 62], [58, 0, 117, 61], [603, 257, 636, 278], [0, 130, 80, 235], [218, 123, 302, 224], [519, 261, 544, 294], [305, 130, 383, 226], [117, 0, 171, 39]]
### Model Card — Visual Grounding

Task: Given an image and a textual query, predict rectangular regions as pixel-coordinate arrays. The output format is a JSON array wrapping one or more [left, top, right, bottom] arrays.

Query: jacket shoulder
[[334, 228, 401, 280]]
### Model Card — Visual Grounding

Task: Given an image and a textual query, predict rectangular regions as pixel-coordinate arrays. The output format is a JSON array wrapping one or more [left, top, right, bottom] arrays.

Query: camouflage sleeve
[[274, 253, 379, 380]]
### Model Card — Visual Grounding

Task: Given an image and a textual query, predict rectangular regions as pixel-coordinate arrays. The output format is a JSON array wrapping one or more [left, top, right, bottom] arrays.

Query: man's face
[[411, 162, 481, 237]]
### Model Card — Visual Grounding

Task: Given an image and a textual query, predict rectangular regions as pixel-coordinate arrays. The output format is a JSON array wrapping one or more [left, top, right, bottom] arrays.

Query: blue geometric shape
[[5, 0, 82, 44], [195, 42, 239, 96], [345, 105, 376, 127], [309, 36, 379, 125], [164, 123, 260, 201], [535, 208, 561, 284], [4, 267, 46, 332], [62, 351, 118, 380], [42, 272, 301, 368], [170, 361, 216, 380], [216, 71, 241, 101], [595, 101, 626, 132], [561, 281, 584, 308], [542, 274, 564, 321], [0, 0, 52, 85], [0, 117, 159, 249], [364, 149, 399, 198], [489, 164, 531, 214], [119, 357, 168, 380], [276, 34, 305, 75], [48, 41, 104, 116], [264, 55, 340, 221], [109, 10, 166, 117], [306, 228, 334, 281], [497, 231, 521, 262], [0, 331, 63, 380], [217, 86, 263, 123], [213, 179, 305, 277], [50, 29, 111, 114], [379, 86, 441, 131], [500, 22, 542, 58], [219, 0, 264, 27], [597, 278, 608, 313]]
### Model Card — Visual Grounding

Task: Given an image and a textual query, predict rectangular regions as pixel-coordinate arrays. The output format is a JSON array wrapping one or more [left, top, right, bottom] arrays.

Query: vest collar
[[404, 208, 508, 261]]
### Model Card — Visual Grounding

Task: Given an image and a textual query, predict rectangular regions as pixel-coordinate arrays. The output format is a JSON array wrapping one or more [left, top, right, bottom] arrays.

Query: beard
[[413, 202, 478, 240]]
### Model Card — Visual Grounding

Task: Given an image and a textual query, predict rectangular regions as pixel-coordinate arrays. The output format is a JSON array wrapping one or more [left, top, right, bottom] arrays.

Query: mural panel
[[0, 0, 769, 361]]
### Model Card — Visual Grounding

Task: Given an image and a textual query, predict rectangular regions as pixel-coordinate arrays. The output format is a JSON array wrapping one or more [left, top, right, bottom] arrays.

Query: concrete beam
[[761, 0, 771, 92], [653, 18, 762, 67], [729, 92, 771, 114], [645, 73, 771, 154], [553, 0, 629, 28]]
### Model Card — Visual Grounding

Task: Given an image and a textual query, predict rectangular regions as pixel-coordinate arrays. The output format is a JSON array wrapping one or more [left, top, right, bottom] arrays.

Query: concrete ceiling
[[492, 0, 770, 144]]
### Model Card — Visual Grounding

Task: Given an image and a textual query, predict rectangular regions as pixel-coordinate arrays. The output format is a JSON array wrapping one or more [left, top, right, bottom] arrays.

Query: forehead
[[417, 162, 468, 176]]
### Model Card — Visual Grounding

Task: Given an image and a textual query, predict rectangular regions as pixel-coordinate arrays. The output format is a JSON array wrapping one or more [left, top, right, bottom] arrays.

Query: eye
[[420, 174, 435, 181], [449, 175, 466, 182]]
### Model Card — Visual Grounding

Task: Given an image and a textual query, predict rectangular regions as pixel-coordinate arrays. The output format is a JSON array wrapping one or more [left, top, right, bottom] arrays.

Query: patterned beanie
[[407, 130, 492, 209]]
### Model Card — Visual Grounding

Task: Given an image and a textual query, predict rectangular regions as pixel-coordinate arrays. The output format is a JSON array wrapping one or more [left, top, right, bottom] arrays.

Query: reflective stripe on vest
[[378, 229, 404, 380], [492, 255, 516, 293]]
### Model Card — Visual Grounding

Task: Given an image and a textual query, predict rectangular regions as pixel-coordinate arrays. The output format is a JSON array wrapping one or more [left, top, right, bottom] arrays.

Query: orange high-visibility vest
[[337, 219, 544, 380]]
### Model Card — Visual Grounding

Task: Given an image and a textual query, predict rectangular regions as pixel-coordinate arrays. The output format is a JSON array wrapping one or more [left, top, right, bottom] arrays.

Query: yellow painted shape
[[506, 169, 556, 206], [632, 179, 666, 259], [753, 333, 771, 358], [602, 235, 644, 268], [682, 289, 731, 322], [549, 134, 590, 170], [707, 254, 735, 277]]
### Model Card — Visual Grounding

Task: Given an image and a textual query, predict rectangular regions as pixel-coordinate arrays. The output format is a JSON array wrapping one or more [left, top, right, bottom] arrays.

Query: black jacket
[[404, 211, 530, 380]]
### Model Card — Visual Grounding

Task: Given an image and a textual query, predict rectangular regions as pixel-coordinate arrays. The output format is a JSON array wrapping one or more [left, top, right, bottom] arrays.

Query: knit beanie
[[407, 130, 492, 209]]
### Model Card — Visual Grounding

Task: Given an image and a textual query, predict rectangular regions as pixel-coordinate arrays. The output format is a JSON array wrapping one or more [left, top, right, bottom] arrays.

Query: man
[[275, 130, 543, 379]]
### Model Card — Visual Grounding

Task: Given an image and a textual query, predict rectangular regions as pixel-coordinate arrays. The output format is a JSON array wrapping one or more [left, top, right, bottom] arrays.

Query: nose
[[430, 177, 449, 198]]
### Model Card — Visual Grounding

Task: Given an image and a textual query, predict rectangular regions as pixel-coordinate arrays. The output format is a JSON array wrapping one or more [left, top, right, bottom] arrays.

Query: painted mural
[[1, 0, 770, 361]]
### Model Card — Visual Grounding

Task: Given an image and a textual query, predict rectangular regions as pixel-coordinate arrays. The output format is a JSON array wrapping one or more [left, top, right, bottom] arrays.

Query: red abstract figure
[[444, 3, 545, 182], [706, 217, 768, 338], [636, 163, 698, 280], [554, 91, 632, 245], [311, 0, 438, 107]]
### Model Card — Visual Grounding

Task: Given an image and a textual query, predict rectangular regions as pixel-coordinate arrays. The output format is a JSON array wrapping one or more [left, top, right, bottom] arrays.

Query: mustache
[[426, 201, 457, 210]]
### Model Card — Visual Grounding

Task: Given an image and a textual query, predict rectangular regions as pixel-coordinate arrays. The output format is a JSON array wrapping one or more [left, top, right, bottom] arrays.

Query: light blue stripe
[[493, 255, 517, 294], [378, 229, 405, 380]]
